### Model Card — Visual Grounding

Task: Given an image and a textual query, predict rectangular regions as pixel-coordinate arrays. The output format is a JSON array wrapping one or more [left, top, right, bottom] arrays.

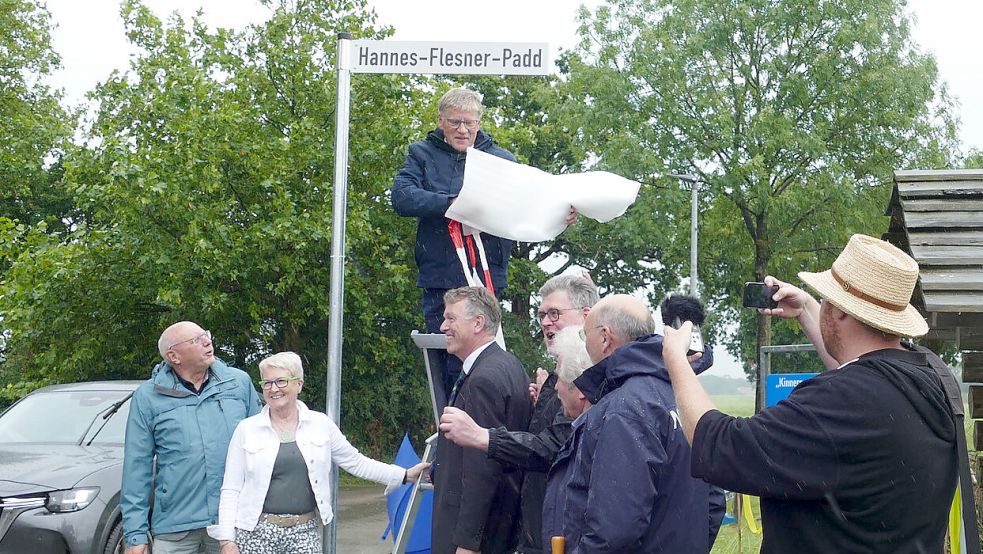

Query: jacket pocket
[[242, 436, 275, 478], [153, 405, 192, 457], [215, 393, 248, 435]]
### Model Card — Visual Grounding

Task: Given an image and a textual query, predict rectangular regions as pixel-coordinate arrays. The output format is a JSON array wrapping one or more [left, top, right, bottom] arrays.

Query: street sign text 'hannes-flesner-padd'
[[351, 41, 550, 75]]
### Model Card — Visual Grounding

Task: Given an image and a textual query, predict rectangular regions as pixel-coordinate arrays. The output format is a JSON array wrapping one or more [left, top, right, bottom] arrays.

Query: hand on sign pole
[[405, 461, 431, 483]]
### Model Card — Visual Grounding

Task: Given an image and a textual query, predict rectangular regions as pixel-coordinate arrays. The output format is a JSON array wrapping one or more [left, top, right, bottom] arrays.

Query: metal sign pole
[[321, 38, 549, 554], [324, 31, 353, 554], [666, 173, 700, 297], [690, 178, 699, 297]]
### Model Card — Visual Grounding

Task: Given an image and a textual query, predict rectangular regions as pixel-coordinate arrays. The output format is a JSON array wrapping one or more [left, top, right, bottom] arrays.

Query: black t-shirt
[[692, 348, 957, 553]]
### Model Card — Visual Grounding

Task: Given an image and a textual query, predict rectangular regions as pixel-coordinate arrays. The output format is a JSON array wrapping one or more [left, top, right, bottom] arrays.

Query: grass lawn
[[707, 395, 764, 553], [710, 394, 757, 417]]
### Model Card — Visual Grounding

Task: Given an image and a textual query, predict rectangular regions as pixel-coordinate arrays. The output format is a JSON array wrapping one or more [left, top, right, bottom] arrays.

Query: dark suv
[[0, 381, 143, 554]]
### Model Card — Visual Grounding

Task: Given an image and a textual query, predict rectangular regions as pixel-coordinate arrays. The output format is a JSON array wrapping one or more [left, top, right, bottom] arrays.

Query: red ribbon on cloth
[[447, 220, 495, 297]]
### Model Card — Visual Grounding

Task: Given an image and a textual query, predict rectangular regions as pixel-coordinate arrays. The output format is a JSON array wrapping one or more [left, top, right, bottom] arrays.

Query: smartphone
[[742, 282, 779, 309], [672, 317, 705, 355]]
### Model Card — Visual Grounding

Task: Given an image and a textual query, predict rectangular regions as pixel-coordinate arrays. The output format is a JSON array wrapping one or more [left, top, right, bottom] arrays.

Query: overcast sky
[[45, 0, 983, 154], [40, 0, 981, 380]]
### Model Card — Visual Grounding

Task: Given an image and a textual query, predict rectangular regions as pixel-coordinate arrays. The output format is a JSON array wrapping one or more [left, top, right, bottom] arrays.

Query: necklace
[[271, 415, 298, 442], [276, 429, 294, 442]]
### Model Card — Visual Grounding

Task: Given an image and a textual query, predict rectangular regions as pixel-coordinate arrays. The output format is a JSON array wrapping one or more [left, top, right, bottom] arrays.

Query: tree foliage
[[0, 0, 967, 446], [560, 0, 959, 381], [0, 0, 75, 377], [0, 0, 436, 455], [0, 0, 74, 225], [0, 0, 75, 230], [0, 0, 75, 237]]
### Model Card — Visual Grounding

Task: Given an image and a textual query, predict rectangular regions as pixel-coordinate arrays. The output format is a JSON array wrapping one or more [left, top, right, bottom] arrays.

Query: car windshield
[[0, 389, 132, 445]]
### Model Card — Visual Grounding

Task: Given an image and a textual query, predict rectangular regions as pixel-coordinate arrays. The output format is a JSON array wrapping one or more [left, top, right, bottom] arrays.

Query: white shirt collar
[[835, 357, 860, 370], [461, 339, 495, 375]]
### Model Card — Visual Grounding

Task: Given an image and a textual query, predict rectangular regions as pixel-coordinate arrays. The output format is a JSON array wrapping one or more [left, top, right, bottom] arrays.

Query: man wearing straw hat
[[661, 234, 963, 553]]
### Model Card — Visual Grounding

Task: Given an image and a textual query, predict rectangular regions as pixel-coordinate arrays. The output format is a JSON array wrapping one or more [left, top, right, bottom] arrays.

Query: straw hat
[[798, 234, 928, 338]]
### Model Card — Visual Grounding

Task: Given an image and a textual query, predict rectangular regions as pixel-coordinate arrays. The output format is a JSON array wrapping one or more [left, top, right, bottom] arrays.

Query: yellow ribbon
[[742, 494, 762, 535], [738, 486, 962, 546], [949, 484, 962, 554]]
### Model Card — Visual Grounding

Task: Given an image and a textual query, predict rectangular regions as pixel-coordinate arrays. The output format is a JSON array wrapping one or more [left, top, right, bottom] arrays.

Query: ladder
[[392, 432, 437, 554]]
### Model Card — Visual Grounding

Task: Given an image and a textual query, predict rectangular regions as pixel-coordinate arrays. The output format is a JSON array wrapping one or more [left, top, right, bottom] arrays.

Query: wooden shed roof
[[885, 169, 983, 350]]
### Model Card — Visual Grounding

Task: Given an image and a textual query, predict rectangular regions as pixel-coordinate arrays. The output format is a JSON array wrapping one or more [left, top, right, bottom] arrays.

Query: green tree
[[0, 0, 75, 382], [560, 0, 959, 387], [0, 0, 74, 232], [0, 0, 433, 455], [963, 148, 983, 168]]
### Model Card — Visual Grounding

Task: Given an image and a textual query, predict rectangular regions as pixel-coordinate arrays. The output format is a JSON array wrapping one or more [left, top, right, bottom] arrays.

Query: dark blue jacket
[[544, 334, 722, 553], [392, 129, 515, 290]]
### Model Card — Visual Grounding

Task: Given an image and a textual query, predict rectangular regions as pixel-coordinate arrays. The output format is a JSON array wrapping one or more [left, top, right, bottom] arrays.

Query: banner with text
[[351, 41, 550, 75], [765, 373, 819, 407]]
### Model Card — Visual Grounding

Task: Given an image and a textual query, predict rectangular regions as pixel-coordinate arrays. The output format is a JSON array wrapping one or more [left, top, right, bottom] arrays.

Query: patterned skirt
[[235, 516, 321, 554]]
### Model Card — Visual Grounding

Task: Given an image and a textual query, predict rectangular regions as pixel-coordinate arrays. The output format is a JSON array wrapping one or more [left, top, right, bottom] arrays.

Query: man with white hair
[[392, 87, 516, 328], [122, 322, 261, 554], [392, 87, 576, 398], [663, 234, 970, 553]]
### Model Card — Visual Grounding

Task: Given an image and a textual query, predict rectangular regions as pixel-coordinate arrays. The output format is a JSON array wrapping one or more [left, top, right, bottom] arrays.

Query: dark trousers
[[423, 288, 462, 398]]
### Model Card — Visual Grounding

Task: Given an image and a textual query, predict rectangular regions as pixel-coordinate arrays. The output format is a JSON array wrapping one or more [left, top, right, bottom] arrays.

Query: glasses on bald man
[[168, 330, 211, 350]]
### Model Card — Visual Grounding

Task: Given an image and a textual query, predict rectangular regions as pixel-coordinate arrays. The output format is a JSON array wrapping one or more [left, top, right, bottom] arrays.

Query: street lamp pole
[[667, 173, 701, 298]]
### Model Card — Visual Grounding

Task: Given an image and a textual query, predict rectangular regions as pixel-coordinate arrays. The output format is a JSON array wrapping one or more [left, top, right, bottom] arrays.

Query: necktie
[[447, 371, 468, 406], [433, 370, 468, 483]]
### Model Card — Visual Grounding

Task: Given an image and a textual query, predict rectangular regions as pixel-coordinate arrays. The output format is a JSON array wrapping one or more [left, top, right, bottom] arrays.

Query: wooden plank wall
[[890, 170, 983, 448]]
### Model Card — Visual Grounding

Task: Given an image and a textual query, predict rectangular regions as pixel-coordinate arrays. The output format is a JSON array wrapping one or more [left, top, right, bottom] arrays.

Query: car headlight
[[0, 494, 46, 509], [45, 487, 100, 513]]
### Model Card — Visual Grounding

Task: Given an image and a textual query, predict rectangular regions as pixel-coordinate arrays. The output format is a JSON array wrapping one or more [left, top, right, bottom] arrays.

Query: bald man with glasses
[[122, 321, 261, 554]]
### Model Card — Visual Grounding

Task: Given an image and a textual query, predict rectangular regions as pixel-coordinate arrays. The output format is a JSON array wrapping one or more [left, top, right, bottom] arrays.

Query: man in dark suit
[[433, 286, 532, 554]]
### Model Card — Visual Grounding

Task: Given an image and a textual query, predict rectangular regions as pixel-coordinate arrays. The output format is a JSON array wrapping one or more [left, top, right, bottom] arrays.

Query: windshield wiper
[[80, 391, 134, 446]]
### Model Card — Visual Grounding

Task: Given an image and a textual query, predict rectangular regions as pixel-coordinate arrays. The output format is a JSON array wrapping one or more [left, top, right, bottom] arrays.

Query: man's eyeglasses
[[444, 118, 480, 130], [258, 376, 301, 390], [537, 307, 581, 323], [168, 330, 211, 350]]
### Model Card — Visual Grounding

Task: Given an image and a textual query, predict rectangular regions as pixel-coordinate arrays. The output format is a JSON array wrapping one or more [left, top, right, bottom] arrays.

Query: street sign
[[351, 41, 550, 75], [765, 373, 818, 407]]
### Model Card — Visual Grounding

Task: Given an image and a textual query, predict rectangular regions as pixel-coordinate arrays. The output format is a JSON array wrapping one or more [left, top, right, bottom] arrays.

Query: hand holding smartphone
[[742, 282, 780, 309]]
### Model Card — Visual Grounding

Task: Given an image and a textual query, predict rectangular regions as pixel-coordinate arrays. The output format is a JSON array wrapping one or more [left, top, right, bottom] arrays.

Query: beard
[[819, 302, 843, 363]]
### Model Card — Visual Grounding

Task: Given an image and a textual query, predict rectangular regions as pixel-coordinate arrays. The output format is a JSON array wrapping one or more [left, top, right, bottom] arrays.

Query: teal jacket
[[121, 359, 261, 547]]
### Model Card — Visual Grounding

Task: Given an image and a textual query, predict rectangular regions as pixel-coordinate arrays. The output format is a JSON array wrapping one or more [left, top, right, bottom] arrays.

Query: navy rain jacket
[[546, 334, 723, 553], [391, 128, 515, 290]]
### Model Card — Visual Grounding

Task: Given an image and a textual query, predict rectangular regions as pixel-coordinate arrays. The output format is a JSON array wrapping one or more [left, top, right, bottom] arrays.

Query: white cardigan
[[208, 401, 404, 541]]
